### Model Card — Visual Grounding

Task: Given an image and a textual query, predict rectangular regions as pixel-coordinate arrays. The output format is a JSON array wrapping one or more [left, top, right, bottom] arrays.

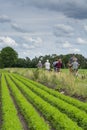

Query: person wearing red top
[[56, 58, 62, 72]]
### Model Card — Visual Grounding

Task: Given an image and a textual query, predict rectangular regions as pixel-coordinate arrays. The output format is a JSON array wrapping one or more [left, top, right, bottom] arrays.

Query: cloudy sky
[[0, 0, 87, 59]]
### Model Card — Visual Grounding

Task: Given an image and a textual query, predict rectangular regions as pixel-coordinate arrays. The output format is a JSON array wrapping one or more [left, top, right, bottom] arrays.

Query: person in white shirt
[[71, 59, 80, 76], [44, 59, 50, 71]]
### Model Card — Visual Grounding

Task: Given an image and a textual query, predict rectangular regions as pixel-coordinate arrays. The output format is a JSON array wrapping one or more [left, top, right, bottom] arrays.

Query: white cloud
[[62, 41, 81, 55], [20, 49, 43, 59], [62, 41, 72, 48], [24, 36, 42, 43], [23, 36, 43, 48], [0, 36, 18, 46], [54, 24, 74, 37], [0, 32, 52, 37], [69, 48, 80, 53], [77, 37, 87, 44], [21, 37, 43, 51], [11, 23, 28, 33], [55, 24, 74, 32], [11, 0, 87, 19], [0, 1, 87, 58], [0, 15, 11, 23], [22, 43, 35, 49], [84, 25, 87, 31], [84, 25, 87, 33]]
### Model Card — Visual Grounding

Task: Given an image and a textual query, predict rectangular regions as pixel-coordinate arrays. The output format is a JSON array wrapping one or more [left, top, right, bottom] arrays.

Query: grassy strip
[[1, 73, 23, 130], [0, 74, 2, 129], [13, 73, 87, 112], [10, 74, 87, 130], [8, 73, 82, 130], [5, 73, 50, 130]]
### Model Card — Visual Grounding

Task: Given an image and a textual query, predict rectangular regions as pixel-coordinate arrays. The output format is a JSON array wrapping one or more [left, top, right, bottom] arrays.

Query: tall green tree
[[0, 47, 18, 68], [0, 52, 4, 68]]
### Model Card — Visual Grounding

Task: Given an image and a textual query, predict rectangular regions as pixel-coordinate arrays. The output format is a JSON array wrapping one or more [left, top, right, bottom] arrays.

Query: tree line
[[0, 46, 87, 69]]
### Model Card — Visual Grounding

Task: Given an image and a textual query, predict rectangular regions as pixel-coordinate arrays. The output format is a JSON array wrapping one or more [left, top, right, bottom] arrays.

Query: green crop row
[[0, 74, 2, 129], [5, 74, 50, 130], [13, 73, 87, 112], [1, 73, 23, 130], [8, 73, 82, 130], [10, 74, 87, 130]]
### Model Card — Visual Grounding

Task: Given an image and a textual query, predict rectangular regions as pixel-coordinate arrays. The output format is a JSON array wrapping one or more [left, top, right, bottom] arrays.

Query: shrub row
[[13, 73, 87, 113], [11, 74, 87, 129], [8, 73, 82, 130], [5, 74, 50, 130], [1, 73, 23, 130]]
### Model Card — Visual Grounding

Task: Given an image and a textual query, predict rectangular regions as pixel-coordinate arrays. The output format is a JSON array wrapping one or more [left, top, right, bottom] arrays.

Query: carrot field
[[0, 71, 87, 130], [5, 68, 87, 100]]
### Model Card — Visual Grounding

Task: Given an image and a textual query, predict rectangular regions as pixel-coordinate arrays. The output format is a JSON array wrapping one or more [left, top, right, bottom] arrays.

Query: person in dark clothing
[[37, 60, 42, 68], [56, 58, 62, 72], [52, 60, 58, 71]]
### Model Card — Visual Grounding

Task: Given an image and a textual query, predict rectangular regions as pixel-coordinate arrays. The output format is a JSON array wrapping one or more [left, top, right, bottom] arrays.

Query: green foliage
[[5, 74, 50, 130], [16, 58, 26, 67], [10, 68, 87, 99], [22, 75, 87, 112], [30, 53, 87, 69], [1, 71, 87, 130], [12, 74, 87, 129], [1, 74, 23, 130], [0, 53, 4, 68], [32, 69, 40, 80], [0, 46, 87, 68], [8, 74, 82, 130], [0, 47, 18, 68]]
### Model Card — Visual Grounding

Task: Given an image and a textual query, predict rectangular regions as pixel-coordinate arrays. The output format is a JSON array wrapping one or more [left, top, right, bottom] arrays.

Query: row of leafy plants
[[1, 74, 23, 130], [10, 73, 87, 129], [4, 73, 50, 130], [6, 73, 83, 130], [14, 73, 87, 112], [5, 68, 87, 100]]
